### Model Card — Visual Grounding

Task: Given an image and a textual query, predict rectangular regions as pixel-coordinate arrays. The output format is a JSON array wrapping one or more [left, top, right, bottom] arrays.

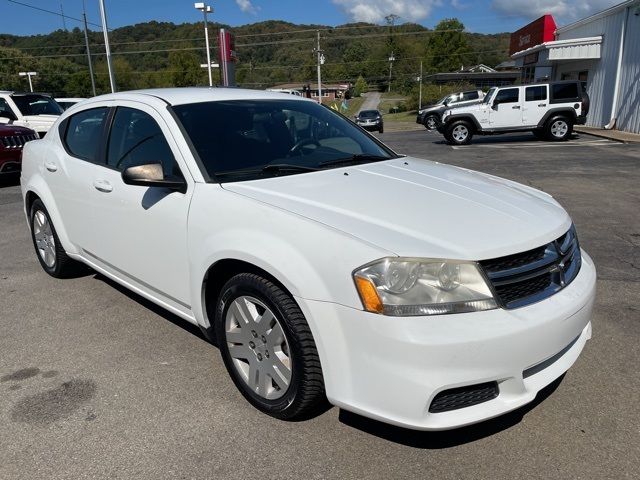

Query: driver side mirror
[[491, 99, 500, 110], [122, 163, 186, 192]]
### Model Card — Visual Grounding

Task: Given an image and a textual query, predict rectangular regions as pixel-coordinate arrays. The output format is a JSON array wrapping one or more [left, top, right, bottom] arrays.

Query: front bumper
[[356, 121, 382, 130], [297, 250, 596, 431]]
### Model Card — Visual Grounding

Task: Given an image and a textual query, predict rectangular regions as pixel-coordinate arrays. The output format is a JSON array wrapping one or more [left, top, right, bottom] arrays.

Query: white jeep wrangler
[[437, 81, 589, 145]]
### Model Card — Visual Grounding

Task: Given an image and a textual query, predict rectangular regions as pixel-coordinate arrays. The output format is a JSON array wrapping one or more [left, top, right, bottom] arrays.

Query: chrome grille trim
[[479, 225, 582, 309]]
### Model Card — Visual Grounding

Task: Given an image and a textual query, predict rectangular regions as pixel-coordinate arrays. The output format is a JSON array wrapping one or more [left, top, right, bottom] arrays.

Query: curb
[[574, 127, 640, 144]]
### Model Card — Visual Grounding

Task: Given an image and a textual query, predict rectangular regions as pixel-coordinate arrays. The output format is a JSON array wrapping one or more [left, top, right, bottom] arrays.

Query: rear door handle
[[512, 105, 521, 109], [538, 103, 547, 107], [93, 180, 113, 193], [44, 161, 57, 172]]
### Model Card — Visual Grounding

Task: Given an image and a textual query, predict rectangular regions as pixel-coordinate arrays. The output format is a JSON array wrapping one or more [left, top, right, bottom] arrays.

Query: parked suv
[[437, 81, 589, 145], [0, 91, 63, 137], [0, 124, 38, 175], [417, 90, 485, 130]]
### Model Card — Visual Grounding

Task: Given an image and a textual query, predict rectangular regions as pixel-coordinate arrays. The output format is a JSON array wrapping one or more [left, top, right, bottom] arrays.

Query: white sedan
[[20, 88, 596, 430]]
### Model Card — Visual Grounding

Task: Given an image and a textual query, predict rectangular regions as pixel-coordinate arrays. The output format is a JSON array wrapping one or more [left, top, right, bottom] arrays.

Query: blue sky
[[0, 0, 622, 36]]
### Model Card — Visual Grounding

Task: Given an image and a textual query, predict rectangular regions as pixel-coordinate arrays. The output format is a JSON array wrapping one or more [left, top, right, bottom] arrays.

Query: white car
[[0, 91, 63, 137], [20, 88, 596, 431]]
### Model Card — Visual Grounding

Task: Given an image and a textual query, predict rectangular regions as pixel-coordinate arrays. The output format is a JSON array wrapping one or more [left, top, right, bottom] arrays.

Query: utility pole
[[60, 2, 67, 31], [388, 53, 395, 93], [418, 60, 423, 110], [314, 31, 324, 104], [82, 1, 96, 96], [98, 0, 116, 93], [385, 14, 399, 93]]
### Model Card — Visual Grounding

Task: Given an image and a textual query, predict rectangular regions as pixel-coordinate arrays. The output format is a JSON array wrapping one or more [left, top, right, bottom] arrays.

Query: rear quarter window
[[62, 107, 109, 163], [551, 83, 579, 103]]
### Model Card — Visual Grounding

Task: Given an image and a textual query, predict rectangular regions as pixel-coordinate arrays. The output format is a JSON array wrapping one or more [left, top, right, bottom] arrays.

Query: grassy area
[[382, 111, 418, 123], [378, 94, 417, 122]]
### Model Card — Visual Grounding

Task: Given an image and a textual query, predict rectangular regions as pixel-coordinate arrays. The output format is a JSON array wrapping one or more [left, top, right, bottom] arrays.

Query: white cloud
[[333, 0, 441, 23], [492, 0, 620, 22], [235, 0, 259, 15]]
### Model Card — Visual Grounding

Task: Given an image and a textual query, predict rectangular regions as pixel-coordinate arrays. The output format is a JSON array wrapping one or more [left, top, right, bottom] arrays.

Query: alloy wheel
[[452, 125, 469, 142], [33, 210, 56, 268], [551, 120, 569, 138], [426, 116, 437, 129], [225, 295, 292, 400]]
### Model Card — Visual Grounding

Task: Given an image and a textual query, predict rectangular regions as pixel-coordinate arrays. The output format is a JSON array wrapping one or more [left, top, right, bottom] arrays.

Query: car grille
[[479, 226, 581, 309], [0, 133, 38, 149], [429, 382, 499, 413]]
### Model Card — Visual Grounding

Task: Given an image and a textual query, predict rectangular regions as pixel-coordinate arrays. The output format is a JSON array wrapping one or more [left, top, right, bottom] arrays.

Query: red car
[[0, 124, 38, 175]]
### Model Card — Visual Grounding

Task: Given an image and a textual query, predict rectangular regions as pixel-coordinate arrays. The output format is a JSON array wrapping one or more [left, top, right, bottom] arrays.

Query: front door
[[84, 103, 193, 312], [489, 87, 522, 129]]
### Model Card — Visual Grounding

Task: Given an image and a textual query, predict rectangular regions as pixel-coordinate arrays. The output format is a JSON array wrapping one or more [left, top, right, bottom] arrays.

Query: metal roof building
[[512, 1, 640, 133]]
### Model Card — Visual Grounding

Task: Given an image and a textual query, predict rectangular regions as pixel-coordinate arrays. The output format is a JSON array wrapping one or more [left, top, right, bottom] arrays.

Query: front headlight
[[353, 258, 497, 316]]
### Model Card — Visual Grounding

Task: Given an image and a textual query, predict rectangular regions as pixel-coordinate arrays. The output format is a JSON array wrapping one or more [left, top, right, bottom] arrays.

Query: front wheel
[[445, 120, 473, 145], [215, 273, 327, 420], [545, 117, 573, 141], [425, 114, 438, 130]]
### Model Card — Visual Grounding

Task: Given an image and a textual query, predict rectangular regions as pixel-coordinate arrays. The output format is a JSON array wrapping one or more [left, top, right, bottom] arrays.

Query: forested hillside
[[0, 19, 511, 97]]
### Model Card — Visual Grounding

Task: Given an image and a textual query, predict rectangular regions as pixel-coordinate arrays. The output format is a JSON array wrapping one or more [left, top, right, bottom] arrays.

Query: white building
[[512, 1, 640, 133]]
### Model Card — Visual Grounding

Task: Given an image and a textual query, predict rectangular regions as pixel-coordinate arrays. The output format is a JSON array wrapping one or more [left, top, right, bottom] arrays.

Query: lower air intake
[[429, 381, 499, 413]]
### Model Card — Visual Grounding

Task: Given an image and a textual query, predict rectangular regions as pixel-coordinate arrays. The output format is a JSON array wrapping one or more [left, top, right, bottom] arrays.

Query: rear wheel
[[545, 117, 572, 141], [215, 273, 327, 420], [445, 120, 473, 145], [29, 199, 82, 278]]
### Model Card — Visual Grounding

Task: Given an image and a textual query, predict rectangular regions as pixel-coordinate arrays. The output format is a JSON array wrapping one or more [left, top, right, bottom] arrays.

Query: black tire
[[215, 273, 327, 421], [445, 120, 473, 145], [29, 198, 83, 278], [424, 114, 438, 130], [545, 116, 573, 142], [379, 126, 384, 134]]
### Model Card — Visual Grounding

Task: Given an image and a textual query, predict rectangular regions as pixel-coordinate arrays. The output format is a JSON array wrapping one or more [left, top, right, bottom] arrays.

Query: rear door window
[[525, 86, 547, 102], [63, 107, 109, 163]]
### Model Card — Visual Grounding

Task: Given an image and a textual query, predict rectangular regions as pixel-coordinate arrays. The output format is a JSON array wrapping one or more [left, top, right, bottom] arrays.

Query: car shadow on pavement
[[92, 273, 210, 344], [339, 373, 565, 449], [0, 174, 20, 188]]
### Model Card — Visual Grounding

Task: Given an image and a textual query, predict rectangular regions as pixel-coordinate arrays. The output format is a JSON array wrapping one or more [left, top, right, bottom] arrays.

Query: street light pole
[[195, 3, 214, 87], [19, 72, 37, 92], [98, 0, 116, 93]]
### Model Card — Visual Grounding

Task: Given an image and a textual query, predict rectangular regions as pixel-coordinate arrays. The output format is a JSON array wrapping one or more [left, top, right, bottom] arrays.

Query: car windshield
[[11, 94, 63, 116], [172, 99, 395, 183], [483, 88, 497, 104], [359, 110, 379, 118]]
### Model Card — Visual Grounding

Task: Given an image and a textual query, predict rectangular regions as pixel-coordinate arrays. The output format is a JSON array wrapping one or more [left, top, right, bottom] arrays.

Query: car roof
[[89, 87, 315, 107]]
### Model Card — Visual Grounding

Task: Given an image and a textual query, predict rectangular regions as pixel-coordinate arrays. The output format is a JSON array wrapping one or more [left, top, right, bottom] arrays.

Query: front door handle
[[93, 180, 113, 193], [512, 105, 521, 109], [44, 161, 57, 172]]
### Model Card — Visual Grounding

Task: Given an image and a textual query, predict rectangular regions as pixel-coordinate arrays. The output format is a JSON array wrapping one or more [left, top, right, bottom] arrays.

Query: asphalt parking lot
[[1, 130, 639, 479]]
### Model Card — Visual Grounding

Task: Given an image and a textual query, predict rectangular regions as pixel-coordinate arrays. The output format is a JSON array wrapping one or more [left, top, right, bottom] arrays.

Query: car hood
[[221, 158, 571, 260], [18, 115, 58, 129]]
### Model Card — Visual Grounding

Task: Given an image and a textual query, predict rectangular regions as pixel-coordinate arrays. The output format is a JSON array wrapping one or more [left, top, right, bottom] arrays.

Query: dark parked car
[[354, 109, 384, 133], [0, 124, 38, 175]]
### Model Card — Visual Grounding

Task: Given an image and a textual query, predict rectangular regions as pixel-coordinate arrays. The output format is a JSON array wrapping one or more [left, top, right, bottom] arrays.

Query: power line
[[5, 0, 104, 29]]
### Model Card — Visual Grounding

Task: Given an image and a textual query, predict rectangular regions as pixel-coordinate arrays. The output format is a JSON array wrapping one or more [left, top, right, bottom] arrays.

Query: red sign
[[510, 15, 557, 55]]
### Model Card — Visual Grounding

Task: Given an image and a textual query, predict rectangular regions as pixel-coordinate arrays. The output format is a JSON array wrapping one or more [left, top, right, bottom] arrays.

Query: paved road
[[1, 131, 639, 479], [357, 91, 381, 113]]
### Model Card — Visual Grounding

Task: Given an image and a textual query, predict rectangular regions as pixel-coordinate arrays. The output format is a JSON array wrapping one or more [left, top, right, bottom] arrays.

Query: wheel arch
[[445, 115, 481, 132], [538, 108, 577, 129]]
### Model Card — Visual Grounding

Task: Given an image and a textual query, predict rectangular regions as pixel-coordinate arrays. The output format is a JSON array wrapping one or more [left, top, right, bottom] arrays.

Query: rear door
[[48, 106, 110, 250], [489, 87, 523, 128], [522, 85, 548, 127], [82, 102, 194, 312]]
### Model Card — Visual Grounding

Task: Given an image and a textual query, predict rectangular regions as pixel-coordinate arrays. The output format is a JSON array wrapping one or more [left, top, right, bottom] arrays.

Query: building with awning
[[511, 1, 640, 133]]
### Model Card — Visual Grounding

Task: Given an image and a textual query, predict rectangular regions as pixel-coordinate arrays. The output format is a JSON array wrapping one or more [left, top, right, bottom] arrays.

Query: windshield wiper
[[319, 154, 391, 168], [262, 164, 319, 173]]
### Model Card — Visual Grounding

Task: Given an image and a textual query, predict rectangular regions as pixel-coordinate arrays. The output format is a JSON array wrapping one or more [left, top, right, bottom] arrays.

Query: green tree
[[168, 50, 205, 87], [353, 75, 368, 96], [426, 19, 472, 73]]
